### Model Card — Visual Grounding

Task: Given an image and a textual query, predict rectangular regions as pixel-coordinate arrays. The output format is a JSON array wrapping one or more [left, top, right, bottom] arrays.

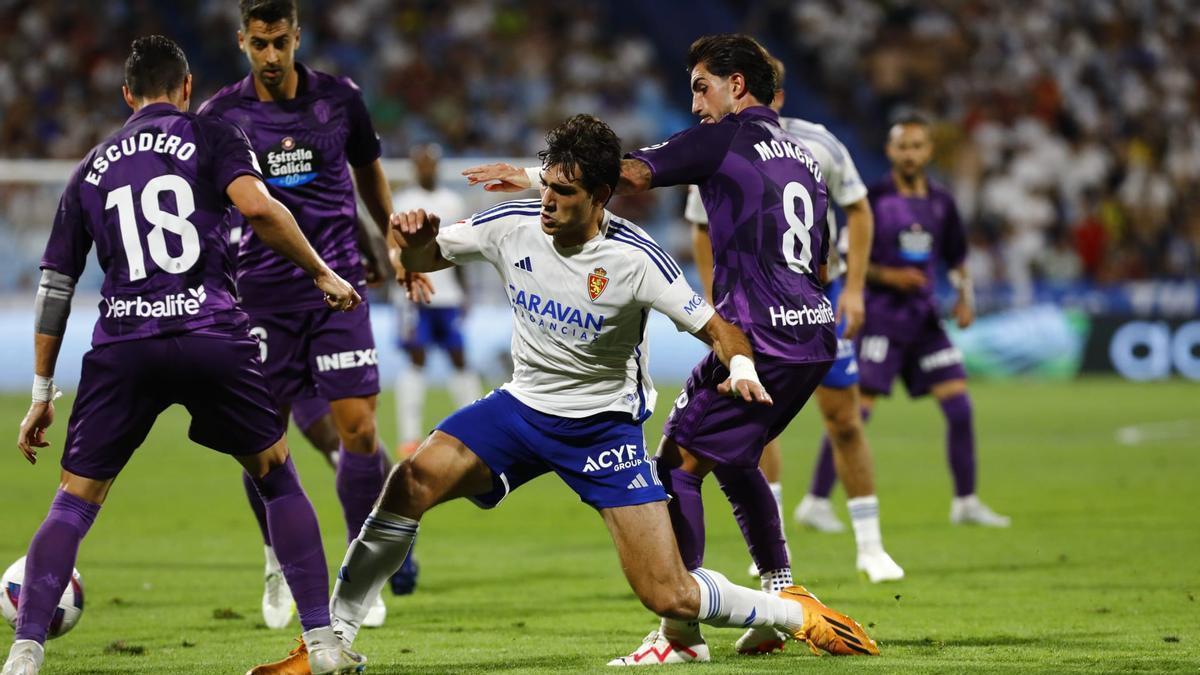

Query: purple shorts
[[855, 317, 967, 397], [61, 334, 285, 480], [663, 353, 831, 468], [290, 397, 332, 431], [247, 302, 380, 406]]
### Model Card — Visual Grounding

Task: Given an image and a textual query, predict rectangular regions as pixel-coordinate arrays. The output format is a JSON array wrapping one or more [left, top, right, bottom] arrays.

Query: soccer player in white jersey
[[248, 114, 877, 673], [685, 54, 904, 591], [391, 144, 481, 455]]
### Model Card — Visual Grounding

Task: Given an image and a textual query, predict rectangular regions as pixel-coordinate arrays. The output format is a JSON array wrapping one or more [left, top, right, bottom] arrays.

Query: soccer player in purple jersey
[[2, 36, 363, 675], [198, 0, 400, 630], [466, 34, 878, 662], [842, 111, 1009, 527]]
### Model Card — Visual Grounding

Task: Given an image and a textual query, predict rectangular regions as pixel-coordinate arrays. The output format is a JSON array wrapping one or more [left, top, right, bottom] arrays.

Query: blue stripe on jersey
[[474, 198, 541, 220], [607, 225, 681, 282], [472, 207, 541, 228], [633, 309, 650, 422], [609, 221, 682, 277]]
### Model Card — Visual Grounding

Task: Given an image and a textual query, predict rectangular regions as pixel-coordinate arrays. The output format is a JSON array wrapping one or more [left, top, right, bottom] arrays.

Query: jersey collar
[[734, 105, 779, 124], [125, 102, 178, 125]]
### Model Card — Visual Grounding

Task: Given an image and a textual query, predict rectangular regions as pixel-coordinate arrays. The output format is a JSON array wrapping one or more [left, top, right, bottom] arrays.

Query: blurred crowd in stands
[[765, 0, 1200, 301], [1, 0, 1196, 298]]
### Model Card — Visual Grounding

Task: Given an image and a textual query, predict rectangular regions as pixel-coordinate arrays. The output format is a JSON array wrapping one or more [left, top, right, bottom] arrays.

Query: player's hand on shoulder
[[461, 163, 532, 192], [17, 401, 54, 465], [390, 209, 440, 249], [315, 270, 362, 312]]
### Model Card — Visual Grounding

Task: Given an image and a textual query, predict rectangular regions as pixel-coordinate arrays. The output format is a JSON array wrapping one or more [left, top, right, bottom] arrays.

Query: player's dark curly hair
[[240, 0, 298, 27], [537, 114, 622, 197], [124, 35, 189, 99], [687, 34, 776, 106]]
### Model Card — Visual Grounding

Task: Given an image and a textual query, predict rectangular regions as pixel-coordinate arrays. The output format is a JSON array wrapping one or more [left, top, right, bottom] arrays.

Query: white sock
[[847, 496, 883, 554], [759, 567, 793, 594], [448, 370, 482, 409], [264, 544, 280, 574], [690, 568, 803, 633], [396, 369, 425, 442], [330, 509, 418, 646], [658, 617, 702, 641]]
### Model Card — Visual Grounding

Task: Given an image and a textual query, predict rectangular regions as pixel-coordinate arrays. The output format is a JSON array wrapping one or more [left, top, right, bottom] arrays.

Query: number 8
[[782, 181, 814, 274]]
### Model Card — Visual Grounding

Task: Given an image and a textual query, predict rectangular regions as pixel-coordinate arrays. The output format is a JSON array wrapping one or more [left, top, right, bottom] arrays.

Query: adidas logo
[[514, 256, 533, 272], [627, 474, 649, 490]]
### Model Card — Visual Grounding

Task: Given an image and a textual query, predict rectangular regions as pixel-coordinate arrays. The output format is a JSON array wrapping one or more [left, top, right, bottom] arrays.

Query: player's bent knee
[[828, 412, 863, 450]]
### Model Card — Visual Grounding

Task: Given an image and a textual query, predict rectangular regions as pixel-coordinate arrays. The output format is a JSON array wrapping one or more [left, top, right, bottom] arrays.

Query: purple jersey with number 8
[[627, 106, 835, 364]]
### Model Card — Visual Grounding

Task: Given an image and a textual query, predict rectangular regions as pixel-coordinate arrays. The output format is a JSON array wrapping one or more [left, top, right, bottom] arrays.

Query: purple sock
[[241, 470, 271, 546], [16, 491, 100, 644], [336, 444, 387, 544], [250, 456, 330, 630], [939, 393, 977, 497], [657, 463, 706, 571], [808, 406, 870, 498], [713, 465, 790, 572], [808, 436, 839, 498]]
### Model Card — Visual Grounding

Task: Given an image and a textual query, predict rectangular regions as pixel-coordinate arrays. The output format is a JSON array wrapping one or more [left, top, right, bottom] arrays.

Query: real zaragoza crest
[[587, 267, 609, 301]]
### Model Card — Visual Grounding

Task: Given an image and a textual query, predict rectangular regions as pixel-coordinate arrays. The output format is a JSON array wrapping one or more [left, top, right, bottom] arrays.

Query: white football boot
[[261, 569, 295, 629], [950, 495, 1011, 527], [746, 560, 759, 577], [608, 631, 710, 666], [734, 627, 789, 655], [361, 592, 387, 628], [794, 495, 846, 533], [856, 548, 905, 583], [1, 641, 43, 675]]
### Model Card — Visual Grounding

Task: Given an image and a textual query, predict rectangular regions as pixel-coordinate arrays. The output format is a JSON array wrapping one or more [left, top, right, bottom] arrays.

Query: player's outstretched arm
[[462, 163, 536, 192], [690, 221, 714, 303], [352, 159, 394, 236], [949, 266, 975, 328], [356, 216, 395, 287], [227, 175, 360, 311], [392, 209, 454, 273], [838, 197, 874, 338], [694, 315, 773, 405]]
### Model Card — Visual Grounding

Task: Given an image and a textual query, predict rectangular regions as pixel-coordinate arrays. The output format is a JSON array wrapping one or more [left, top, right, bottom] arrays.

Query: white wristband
[[728, 354, 761, 387], [32, 375, 61, 403], [524, 166, 542, 189]]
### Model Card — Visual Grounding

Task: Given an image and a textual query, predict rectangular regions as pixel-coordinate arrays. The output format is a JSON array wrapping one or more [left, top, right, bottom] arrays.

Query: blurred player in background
[[842, 111, 1009, 526], [392, 144, 481, 456], [4, 36, 362, 675], [687, 54, 903, 587], [465, 34, 880, 662], [198, 0, 397, 630]]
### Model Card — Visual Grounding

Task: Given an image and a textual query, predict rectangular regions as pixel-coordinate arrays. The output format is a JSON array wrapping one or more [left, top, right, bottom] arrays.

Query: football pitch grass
[[1, 378, 1197, 673]]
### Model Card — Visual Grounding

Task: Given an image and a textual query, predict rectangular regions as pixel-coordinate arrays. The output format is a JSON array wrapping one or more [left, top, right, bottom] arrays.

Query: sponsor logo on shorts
[[104, 285, 206, 318], [627, 474, 650, 490], [768, 298, 835, 327], [860, 336, 889, 363], [315, 348, 378, 372], [582, 443, 641, 473], [919, 347, 963, 372]]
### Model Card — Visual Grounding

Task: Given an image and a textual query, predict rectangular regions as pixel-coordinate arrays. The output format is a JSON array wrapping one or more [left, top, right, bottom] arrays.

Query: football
[[0, 556, 84, 640]]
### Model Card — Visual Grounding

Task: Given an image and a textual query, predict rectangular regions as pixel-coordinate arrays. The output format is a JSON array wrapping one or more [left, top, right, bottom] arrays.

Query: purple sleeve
[[209, 120, 264, 194], [939, 192, 967, 269], [343, 83, 382, 168], [625, 123, 734, 188], [40, 163, 92, 279]]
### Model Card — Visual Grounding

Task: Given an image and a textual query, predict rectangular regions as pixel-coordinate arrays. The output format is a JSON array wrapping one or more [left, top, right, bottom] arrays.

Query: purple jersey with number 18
[[40, 102, 261, 346], [627, 106, 835, 364]]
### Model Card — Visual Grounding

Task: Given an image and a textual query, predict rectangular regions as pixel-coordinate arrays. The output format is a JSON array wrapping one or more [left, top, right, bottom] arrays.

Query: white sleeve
[[828, 136, 868, 207], [635, 262, 715, 333], [435, 219, 489, 264], [684, 185, 708, 225]]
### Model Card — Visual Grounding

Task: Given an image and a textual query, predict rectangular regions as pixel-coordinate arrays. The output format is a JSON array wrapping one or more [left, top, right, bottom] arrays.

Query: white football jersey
[[394, 186, 467, 307], [437, 198, 715, 419], [685, 117, 867, 280]]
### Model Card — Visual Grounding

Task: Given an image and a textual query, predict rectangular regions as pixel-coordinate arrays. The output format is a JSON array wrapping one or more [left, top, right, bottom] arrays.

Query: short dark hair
[[889, 108, 932, 128], [124, 36, 189, 99], [687, 34, 776, 105], [240, 0, 298, 27], [537, 115, 622, 196], [768, 55, 785, 92]]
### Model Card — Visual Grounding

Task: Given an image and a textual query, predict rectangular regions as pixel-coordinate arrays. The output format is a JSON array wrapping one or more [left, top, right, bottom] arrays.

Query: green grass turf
[[1, 377, 1197, 673]]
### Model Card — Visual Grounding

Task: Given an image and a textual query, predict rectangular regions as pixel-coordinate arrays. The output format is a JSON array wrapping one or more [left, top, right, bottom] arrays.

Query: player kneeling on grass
[[247, 115, 877, 674], [4, 36, 362, 675]]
